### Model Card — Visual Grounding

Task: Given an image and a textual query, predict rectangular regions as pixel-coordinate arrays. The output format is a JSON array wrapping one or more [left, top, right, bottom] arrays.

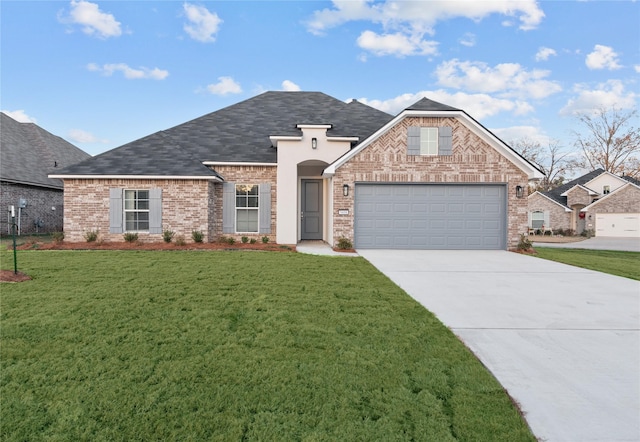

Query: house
[[50, 91, 543, 249], [1, 113, 91, 235], [528, 168, 640, 237]]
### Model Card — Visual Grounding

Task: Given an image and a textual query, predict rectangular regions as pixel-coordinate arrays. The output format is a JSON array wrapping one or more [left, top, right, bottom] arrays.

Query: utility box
[[18, 198, 27, 208]]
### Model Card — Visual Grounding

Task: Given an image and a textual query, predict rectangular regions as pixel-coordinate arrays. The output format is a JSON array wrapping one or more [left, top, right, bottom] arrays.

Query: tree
[[512, 137, 576, 192], [574, 107, 640, 179]]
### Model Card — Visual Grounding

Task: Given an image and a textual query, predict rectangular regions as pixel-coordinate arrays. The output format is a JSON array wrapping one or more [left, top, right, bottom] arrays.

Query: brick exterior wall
[[0, 182, 63, 235], [209, 165, 277, 242], [63, 179, 215, 243], [566, 187, 592, 207], [332, 117, 530, 249], [527, 193, 571, 231], [583, 185, 640, 231]]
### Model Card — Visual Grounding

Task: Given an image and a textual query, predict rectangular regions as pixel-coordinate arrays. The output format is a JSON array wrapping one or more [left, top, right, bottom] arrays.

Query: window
[[603, 185, 610, 195], [235, 184, 259, 232], [420, 127, 438, 155], [407, 126, 452, 156], [124, 190, 150, 231], [531, 211, 545, 229]]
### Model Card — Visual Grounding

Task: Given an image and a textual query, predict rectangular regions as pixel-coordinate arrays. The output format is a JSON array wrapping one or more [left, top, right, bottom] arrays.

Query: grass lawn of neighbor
[[534, 247, 640, 280], [1, 249, 535, 441]]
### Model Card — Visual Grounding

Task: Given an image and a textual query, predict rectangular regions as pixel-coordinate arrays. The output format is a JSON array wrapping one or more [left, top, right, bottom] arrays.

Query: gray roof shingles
[[1, 113, 91, 189], [57, 91, 394, 176], [541, 168, 605, 206]]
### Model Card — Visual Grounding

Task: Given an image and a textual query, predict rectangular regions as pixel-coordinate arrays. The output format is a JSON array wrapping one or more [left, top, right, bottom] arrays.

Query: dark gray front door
[[355, 184, 506, 250], [301, 179, 322, 240]]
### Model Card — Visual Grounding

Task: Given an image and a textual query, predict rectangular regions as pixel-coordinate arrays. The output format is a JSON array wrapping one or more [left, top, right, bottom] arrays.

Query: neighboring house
[[528, 168, 640, 237], [50, 91, 542, 250], [1, 113, 91, 235]]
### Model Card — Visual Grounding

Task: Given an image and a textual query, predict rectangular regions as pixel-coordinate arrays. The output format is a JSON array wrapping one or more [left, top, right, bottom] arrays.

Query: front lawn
[[534, 248, 640, 280], [1, 250, 535, 441]]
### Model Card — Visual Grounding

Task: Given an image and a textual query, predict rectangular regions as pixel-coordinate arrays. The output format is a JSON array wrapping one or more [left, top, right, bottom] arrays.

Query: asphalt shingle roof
[[58, 91, 394, 176], [1, 113, 90, 189], [542, 168, 605, 206], [405, 97, 461, 112]]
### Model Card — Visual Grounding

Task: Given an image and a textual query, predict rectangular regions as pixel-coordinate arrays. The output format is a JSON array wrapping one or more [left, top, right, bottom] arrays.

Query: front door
[[301, 179, 323, 240]]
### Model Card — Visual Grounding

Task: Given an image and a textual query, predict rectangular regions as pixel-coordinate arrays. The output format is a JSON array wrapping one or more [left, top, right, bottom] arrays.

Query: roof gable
[[324, 97, 543, 179], [1, 113, 90, 188], [581, 181, 640, 211]]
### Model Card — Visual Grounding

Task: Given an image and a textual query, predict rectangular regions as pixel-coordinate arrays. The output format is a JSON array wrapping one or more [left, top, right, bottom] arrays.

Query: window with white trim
[[531, 211, 544, 229], [603, 185, 610, 194], [124, 190, 150, 231], [235, 184, 259, 233], [420, 127, 438, 155]]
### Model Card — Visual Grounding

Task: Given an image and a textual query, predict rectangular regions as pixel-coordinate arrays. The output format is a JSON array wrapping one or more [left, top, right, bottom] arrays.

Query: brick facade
[[566, 186, 591, 207], [212, 165, 277, 242], [332, 117, 530, 249], [63, 179, 215, 243], [0, 182, 63, 235], [527, 193, 571, 231], [583, 185, 640, 231]]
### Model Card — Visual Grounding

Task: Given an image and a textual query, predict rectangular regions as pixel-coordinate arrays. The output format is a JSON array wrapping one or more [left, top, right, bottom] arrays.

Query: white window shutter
[[109, 188, 123, 233]]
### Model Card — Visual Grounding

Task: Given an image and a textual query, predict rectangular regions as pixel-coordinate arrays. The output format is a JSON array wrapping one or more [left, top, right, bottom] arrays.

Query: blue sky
[[2, 1, 638, 158]]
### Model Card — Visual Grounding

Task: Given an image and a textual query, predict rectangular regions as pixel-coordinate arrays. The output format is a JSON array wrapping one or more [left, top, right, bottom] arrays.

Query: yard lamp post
[[9, 205, 17, 274]]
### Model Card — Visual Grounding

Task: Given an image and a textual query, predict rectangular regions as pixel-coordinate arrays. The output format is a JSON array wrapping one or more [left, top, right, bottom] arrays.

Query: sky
[[2, 0, 639, 163]]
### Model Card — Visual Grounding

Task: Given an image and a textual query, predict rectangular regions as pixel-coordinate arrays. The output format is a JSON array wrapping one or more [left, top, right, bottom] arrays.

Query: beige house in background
[[51, 91, 543, 250], [528, 169, 640, 237]]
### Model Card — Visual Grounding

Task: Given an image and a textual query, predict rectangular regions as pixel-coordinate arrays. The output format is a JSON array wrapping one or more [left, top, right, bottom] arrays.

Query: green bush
[[52, 232, 64, 243], [581, 229, 595, 238], [261, 236, 269, 244], [123, 232, 138, 243], [249, 238, 257, 244], [163, 229, 175, 243], [336, 237, 353, 250], [517, 233, 533, 251], [226, 237, 236, 245], [191, 230, 204, 243], [83, 230, 99, 242], [241, 236, 249, 244]]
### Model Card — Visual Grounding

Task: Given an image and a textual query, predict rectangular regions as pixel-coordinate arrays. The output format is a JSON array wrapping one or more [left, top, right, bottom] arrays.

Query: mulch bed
[[0, 270, 32, 283]]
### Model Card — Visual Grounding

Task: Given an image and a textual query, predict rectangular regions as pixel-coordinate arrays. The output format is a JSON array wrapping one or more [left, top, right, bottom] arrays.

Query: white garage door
[[595, 213, 640, 237], [355, 184, 506, 250]]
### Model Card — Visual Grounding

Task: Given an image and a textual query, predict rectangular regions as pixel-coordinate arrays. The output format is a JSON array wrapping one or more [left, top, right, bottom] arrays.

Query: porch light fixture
[[515, 185, 524, 199], [343, 184, 349, 196], [312, 138, 317, 149]]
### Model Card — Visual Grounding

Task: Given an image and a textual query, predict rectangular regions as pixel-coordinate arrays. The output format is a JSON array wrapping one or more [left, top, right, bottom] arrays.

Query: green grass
[[534, 248, 640, 280], [1, 250, 535, 441]]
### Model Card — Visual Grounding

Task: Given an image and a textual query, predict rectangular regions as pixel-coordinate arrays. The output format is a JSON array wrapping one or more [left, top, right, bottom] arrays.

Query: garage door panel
[[355, 184, 506, 249], [596, 213, 640, 237]]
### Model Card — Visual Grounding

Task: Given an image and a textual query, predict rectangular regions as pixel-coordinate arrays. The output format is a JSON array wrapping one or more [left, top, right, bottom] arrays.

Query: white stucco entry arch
[[272, 125, 354, 244]]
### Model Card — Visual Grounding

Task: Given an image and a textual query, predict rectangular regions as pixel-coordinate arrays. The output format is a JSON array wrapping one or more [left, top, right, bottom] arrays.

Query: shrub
[[261, 236, 269, 244], [84, 230, 99, 242], [581, 229, 595, 238], [226, 237, 236, 245], [517, 233, 533, 251], [123, 232, 138, 243], [249, 238, 257, 244], [544, 230, 552, 236], [241, 236, 249, 244], [163, 229, 175, 243], [175, 235, 187, 246], [52, 232, 64, 243], [337, 237, 353, 250], [191, 230, 204, 243], [564, 228, 575, 236]]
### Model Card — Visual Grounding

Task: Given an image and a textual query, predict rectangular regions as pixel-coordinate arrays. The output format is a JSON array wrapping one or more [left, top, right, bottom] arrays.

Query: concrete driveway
[[358, 250, 640, 442]]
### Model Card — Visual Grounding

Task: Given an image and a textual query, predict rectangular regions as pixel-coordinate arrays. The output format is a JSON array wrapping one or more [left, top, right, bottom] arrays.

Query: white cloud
[[68, 128, 107, 144], [434, 59, 562, 100], [535, 47, 556, 61], [281, 80, 301, 91], [206, 76, 242, 95], [357, 30, 438, 57], [585, 44, 622, 70], [2, 110, 37, 123], [306, 1, 543, 58], [183, 3, 222, 43], [87, 63, 169, 80], [358, 90, 533, 119], [635, 65, 640, 73], [63, 0, 122, 39], [560, 80, 637, 115], [459, 32, 476, 47]]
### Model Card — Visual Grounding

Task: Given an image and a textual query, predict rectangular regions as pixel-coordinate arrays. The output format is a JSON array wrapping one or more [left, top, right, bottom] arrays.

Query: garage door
[[596, 213, 640, 237], [355, 184, 506, 249]]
